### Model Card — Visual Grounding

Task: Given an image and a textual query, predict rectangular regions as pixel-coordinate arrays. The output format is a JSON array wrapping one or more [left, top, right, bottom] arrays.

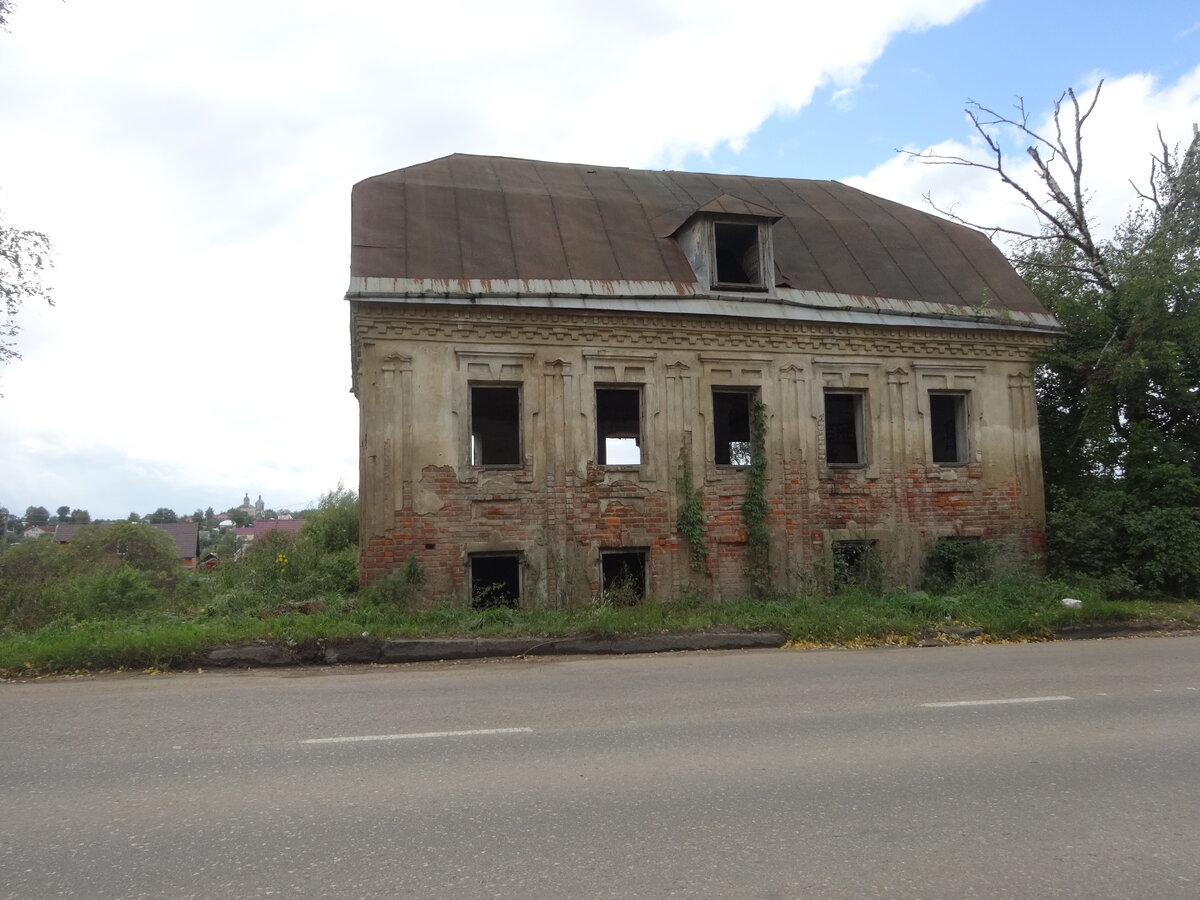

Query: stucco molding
[[352, 303, 1052, 364]]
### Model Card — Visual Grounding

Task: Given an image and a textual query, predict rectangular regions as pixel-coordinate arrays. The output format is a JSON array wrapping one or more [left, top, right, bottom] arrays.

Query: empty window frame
[[712, 222, 764, 289], [925, 536, 987, 588], [596, 387, 642, 465], [470, 384, 521, 466], [712, 389, 755, 466], [600, 548, 647, 603], [469, 552, 521, 608], [832, 540, 881, 590], [824, 391, 865, 466], [929, 392, 968, 464]]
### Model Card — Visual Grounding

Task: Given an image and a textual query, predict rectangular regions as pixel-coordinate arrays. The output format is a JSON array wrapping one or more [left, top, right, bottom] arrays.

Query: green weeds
[[2, 489, 1195, 675], [1, 574, 1192, 676]]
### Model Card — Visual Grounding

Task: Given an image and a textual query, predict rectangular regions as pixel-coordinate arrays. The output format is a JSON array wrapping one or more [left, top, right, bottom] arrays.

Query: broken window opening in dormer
[[596, 387, 642, 465], [713, 222, 763, 288]]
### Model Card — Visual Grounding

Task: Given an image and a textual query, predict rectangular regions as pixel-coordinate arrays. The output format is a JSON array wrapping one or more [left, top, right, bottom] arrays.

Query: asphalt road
[[2, 636, 1199, 899]]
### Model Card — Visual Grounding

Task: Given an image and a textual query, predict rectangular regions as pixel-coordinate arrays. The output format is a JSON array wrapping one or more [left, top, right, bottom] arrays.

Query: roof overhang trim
[[346, 278, 1062, 334]]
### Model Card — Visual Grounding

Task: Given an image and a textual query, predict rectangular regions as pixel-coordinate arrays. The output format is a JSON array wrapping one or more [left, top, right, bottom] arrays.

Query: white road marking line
[[301, 727, 533, 744], [922, 695, 1073, 708]]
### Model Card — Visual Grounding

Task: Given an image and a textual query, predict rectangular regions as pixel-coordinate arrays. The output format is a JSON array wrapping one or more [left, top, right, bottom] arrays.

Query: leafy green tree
[[0, 507, 19, 546], [126, 512, 141, 523], [70, 509, 90, 524], [300, 482, 359, 554], [916, 86, 1200, 595], [24, 505, 49, 527], [66, 523, 180, 584], [146, 507, 178, 524], [55, 505, 70, 523]]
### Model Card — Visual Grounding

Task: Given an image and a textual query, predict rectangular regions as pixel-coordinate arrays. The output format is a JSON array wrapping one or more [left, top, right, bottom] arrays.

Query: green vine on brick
[[676, 445, 707, 571], [741, 400, 770, 596]]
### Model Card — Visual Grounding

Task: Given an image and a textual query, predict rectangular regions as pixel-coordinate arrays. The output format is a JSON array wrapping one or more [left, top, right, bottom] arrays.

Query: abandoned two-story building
[[348, 154, 1059, 604]]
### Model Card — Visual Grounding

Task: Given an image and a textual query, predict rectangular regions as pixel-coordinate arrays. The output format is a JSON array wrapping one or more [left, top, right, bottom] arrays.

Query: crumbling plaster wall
[[353, 302, 1051, 603]]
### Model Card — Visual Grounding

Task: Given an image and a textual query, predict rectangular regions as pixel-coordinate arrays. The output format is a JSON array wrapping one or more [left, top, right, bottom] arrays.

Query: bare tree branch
[[901, 81, 1116, 294]]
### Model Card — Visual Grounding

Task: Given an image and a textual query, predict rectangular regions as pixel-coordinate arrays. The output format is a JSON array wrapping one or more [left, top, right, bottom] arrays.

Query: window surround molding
[[699, 355, 770, 476], [812, 361, 881, 478], [583, 351, 657, 479], [912, 364, 984, 468], [455, 350, 536, 473]]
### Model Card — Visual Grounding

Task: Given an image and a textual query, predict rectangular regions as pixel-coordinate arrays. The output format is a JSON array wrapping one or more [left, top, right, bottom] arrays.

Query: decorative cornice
[[351, 302, 1053, 364]]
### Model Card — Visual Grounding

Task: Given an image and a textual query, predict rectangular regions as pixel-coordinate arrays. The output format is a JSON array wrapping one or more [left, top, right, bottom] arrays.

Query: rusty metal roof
[[351, 154, 1046, 315]]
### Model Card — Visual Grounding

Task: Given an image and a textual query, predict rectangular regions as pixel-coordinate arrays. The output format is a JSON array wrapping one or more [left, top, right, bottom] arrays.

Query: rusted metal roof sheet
[[351, 154, 1047, 315]]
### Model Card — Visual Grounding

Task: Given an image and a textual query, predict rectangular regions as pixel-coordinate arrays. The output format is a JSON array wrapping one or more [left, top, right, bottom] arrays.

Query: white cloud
[[3, 0, 985, 517], [846, 66, 1200, 246]]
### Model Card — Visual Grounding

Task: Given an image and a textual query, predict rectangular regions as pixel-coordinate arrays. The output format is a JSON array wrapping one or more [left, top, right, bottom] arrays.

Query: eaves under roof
[[350, 153, 1047, 317]]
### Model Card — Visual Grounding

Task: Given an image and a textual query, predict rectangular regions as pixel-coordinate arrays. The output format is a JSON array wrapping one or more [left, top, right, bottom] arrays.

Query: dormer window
[[671, 193, 779, 296], [712, 221, 765, 289]]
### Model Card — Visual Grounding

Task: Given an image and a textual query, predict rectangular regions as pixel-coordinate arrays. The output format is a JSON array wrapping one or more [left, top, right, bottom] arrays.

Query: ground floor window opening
[[831, 540, 881, 590], [600, 549, 647, 605], [470, 552, 521, 608], [924, 536, 988, 590]]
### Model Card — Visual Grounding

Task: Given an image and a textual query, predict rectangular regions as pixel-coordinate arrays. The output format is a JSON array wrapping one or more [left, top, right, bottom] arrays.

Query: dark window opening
[[924, 536, 988, 590], [930, 393, 967, 464], [832, 540, 881, 590], [713, 389, 754, 465], [601, 549, 647, 604], [825, 392, 864, 465], [713, 222, 762, 287], [471, 385, 521, 466], [470, 553, 521, 608], [596, 388, 642, 465]]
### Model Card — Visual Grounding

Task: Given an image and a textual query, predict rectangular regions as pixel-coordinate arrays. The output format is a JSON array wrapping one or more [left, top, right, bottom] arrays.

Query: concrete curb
[[1053, 622, 1192, 640], [199, 631, 789, 669]]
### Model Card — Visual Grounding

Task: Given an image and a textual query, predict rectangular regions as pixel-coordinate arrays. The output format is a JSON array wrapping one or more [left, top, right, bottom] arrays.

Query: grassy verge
[[3, 577, 1197, 676]]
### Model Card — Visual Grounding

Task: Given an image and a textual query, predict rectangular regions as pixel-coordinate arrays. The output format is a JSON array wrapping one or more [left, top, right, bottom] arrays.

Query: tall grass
[[1, 573, 1187, 675], [2, 493, 1190, 675]]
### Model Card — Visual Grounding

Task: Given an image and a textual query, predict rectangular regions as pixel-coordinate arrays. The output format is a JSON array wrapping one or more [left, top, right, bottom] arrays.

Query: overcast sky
[[1, 0, 1198, 519]]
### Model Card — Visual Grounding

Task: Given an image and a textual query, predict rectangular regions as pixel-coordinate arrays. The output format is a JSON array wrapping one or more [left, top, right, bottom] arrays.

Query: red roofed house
[[54, 522, 200, 568], [234, 518, 305, 542]]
